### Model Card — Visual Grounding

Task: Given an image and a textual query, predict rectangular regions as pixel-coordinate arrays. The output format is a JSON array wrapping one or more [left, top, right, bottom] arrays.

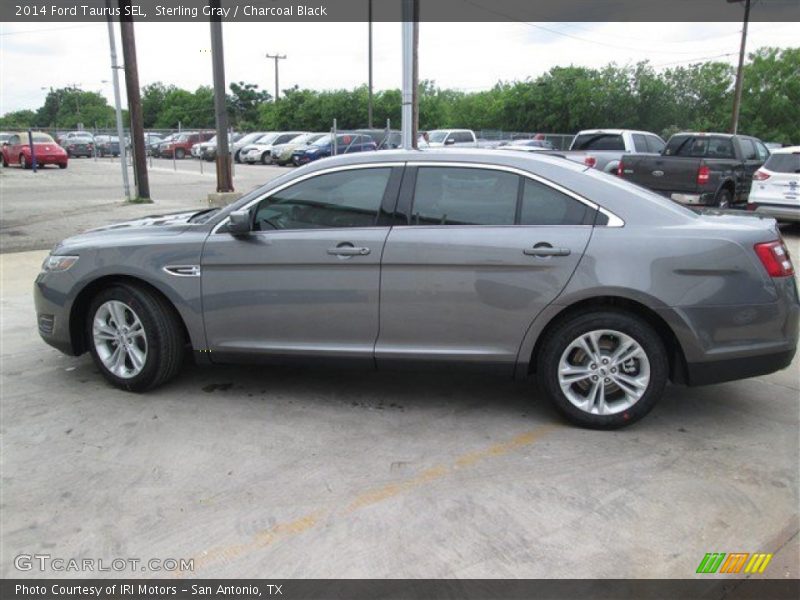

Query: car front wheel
[[87, 284, 185, 392], [537, 310, 668, 429]]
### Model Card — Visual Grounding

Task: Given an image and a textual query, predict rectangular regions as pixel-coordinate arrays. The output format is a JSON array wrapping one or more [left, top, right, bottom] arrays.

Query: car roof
[[768, 145, 800, 154], [575, 129, 653, 135]]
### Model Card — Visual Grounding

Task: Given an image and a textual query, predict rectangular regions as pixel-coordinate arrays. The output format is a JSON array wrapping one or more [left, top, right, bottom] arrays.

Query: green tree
[[142, 82, 176, 128], [228, 81, 271, 129], [0, 109, 38, 129]]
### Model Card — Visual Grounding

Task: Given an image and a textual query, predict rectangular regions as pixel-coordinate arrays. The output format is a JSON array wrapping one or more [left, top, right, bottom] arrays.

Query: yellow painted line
[[178, 424, 557, 575]]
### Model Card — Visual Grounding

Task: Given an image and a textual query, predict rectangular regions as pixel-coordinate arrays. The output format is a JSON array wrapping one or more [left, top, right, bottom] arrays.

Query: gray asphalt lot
[[0, 158, 798, 579]]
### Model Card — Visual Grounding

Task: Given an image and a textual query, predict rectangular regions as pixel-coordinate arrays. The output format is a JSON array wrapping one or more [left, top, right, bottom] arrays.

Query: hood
[[85, 211, 200, 233]]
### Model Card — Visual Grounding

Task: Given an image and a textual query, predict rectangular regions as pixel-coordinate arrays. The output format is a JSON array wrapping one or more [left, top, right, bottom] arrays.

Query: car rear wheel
[[261, 152, 271, 165], [87, 284, 185, 392], [175, 148, 186, 159], [2, 154, 8, 167], [537, 310, 668, 429]]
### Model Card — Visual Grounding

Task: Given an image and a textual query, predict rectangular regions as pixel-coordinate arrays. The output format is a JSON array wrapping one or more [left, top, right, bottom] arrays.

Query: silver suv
[[34, 150, 798, 428]]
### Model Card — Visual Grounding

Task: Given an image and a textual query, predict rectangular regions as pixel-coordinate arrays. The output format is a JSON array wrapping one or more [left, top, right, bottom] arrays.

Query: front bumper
[[34, 274, 77, 356]]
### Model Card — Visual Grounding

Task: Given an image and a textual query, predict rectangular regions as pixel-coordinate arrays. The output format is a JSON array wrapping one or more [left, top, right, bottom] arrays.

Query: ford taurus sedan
[[34, 150, 798, 428]]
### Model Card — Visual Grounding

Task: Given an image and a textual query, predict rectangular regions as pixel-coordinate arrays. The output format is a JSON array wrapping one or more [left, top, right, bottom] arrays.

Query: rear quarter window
[[764, 153, 800, 173]]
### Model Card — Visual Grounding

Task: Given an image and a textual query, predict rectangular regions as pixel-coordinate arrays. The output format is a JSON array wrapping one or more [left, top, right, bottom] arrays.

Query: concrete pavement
[[1, 245, 798, 578]]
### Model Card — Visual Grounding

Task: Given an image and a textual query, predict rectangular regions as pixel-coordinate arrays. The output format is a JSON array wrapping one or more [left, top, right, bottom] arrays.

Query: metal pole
[[412, 0, 419, 149], [368, 0, 373, 129], [210, 4, 233, 192], [106, 4, 131, 200], [401, 0, 414, 149], [27, 129, 37, 173], [119, 0, 150, 200], [332, 119, 338, 156], [265, 53, 286, 102], [730, 0, 751, 134]]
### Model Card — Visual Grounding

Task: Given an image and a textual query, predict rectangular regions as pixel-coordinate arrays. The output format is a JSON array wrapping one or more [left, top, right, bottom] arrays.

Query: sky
[[0, 20, 798, 114]]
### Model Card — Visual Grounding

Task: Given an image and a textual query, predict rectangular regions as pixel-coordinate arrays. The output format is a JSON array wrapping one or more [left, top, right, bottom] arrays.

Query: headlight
[[41, 255, 79, 273]]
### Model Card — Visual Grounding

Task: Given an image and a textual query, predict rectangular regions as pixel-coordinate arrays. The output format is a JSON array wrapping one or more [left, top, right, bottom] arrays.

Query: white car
[[748, 146, 800, 223], [420, 129, 477, 148], [242, 132, 307, 164]]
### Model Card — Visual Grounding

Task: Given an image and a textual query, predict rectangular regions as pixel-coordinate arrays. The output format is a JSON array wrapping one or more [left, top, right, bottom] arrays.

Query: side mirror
[[228, 210, 252, 235], [444, 138, 456, 146]]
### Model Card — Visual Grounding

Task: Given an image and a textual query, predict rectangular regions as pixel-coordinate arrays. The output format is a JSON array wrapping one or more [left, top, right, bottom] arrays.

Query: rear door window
[[739, 138, 758, 160], [411, 167, 518, 226], [520, 179, 589, 225], [632, 134, 648, 153]]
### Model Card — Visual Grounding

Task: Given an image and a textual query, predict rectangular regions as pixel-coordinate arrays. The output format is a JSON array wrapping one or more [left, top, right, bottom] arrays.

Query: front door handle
[[327, 246, 371, 257], [524, 243, 571, 257]]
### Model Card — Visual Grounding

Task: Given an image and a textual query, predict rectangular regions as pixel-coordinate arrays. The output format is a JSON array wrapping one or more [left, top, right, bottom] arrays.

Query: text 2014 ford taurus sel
[[34, 150, 798, 428]]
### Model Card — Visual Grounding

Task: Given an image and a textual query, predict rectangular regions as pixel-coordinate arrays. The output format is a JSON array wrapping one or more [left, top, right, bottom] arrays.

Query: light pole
[[104, 1, 131, 200], [265, 53, 287, 102], [368, 0, 373, 128], [728, 0, 751, 134]]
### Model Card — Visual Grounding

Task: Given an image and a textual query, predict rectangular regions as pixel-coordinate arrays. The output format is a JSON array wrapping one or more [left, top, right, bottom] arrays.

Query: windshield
[[207, 135, 217, 144], [32, 133, 55, 143], [255, 133, 278, 145], [311, 135, 332, 147], [427, 131, 448, 143]]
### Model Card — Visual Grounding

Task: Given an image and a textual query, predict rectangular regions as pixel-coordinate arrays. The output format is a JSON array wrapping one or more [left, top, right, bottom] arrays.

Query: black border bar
[[2, 0, 799, 23], [3, 579, 800, 600]]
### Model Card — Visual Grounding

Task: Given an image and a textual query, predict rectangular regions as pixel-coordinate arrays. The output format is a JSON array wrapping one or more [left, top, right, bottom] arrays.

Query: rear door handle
[[327, 246, 370, 256], [524, 243, 571, 257]]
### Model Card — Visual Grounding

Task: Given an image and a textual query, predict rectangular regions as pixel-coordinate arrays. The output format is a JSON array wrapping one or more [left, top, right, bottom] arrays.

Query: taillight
[[754, 240, 794, 277], [584, 155, 597, 168], [752, 169, 770, 181], [746, 202, 757, 211], [617, 161, 625, 177], [697, 165, 710, 185]]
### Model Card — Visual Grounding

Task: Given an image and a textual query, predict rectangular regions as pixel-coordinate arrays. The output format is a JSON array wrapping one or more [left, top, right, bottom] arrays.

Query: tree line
[[1, 47, 797, 144]]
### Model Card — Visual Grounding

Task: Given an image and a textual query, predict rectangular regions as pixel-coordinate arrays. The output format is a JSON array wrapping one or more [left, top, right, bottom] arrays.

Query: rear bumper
[[670, 192, 717, 206], [750, 203, 800, 223], [685, 348, 795, 385]]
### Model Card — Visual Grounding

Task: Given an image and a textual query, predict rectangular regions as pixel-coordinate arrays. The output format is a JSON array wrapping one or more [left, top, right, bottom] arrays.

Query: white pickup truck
[[558, 128, 666, 173], [420, 129, 478, 148]]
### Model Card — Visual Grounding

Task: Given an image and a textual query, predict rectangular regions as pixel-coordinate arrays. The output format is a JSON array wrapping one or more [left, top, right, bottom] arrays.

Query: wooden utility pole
[[119, 0, 150, 200], [209, 0, 233, 193], [729, 0, 751, 134], [265, 53, 287, 101]]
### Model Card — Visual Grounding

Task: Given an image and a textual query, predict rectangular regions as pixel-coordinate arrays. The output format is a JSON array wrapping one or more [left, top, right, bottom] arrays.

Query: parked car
[[60, 132, 95, 158], [33, 150, 797, 429], [291, 133, 377, 165], [197, 133, 245, 161], [420, 129, 478, 148], [232, 132, 269, 163], [95, 135, 120, 157], [2, 131, 68, 169], [158, 132, 214, 159], [355, 129, 402, 150], [271, 133, 327, 166], [242, 132, 308, 164], [553, 129, 666, 173], [747, 146, 800, 222], [617, 132, 770, 208], [148, 133, 170, 157]]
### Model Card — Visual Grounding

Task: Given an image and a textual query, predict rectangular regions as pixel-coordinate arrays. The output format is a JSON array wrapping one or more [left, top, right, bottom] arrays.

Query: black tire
[[714, 188, 732, 209], [537, 309, 668, 429], [59, 163, 68, 169], [2, 154, 8, 167], [261, 152, 270, 165], [86, 283, 185, 392], [175, 148, 186, 160]]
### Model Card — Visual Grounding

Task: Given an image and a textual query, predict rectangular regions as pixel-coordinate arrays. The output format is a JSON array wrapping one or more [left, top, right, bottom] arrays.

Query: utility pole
[[106, 0, 131, 200], [210, 0, 233, 193], [401, 0, 414, 149], [265, 53, 287, 102], [368, 0, 373, 128], [729, 0, 751, 134], [119, 0, 150, 200]]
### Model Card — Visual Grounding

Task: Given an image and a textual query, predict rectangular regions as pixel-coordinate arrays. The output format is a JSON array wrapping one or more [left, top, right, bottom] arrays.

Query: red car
[[158, 131, 213, 159], [1, 132, 68, 169]]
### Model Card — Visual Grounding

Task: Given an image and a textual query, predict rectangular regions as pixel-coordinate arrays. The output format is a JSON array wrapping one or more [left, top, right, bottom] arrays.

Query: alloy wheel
[[558, 329, 650, 416], [92, 300, 148, 379]]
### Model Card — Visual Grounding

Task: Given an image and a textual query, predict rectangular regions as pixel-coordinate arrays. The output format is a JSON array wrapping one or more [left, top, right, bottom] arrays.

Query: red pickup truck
[[158, 131, 214, 159]]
